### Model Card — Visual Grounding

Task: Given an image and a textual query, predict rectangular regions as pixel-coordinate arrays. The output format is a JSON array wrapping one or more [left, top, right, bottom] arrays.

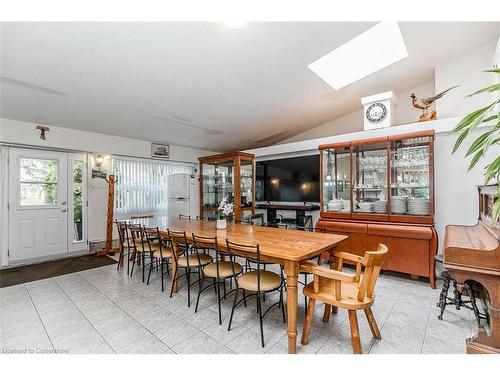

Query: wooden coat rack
[[97, 174, 120, 256]]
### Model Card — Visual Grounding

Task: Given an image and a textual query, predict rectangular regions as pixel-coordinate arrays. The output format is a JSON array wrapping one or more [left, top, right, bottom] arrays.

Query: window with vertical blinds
[[113, 157, 192, 218]]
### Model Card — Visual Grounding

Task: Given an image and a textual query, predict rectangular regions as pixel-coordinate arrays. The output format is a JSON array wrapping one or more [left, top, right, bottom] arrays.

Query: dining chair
[[196, 216, 216, 221], [115, 220, 133, 275], [143, 226, 173, 292], [249, 213, 264, 226], [192, 234, 243, 324], [298, 227, 327, 314], [301, 244, 388, 354], [296, 215, 313, 231], [226, 240, 286, 348], [168, 229, 213, 307], [128, 223, 151, 282]]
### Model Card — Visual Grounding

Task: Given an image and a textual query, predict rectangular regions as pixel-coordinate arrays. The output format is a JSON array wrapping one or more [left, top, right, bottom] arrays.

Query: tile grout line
[[79, 269, 201, 353], [365, 295, 400, 354], [75, 272, 180, 353], [107, 266, 260, 340], [98, 266, 268, 353], [52, 276, 117, 354], [23, 284, 56, 352], [88, 268, 203, 351], [99, 267, 247, 353], [418, 300, 434, 354]]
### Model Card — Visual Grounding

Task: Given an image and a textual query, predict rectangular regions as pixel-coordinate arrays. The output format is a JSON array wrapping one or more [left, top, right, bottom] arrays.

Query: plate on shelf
[[354, 208, 374, 213]]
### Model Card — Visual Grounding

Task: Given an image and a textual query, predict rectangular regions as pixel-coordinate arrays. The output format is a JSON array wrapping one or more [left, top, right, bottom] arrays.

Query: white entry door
[[8, 148, 87, 262]]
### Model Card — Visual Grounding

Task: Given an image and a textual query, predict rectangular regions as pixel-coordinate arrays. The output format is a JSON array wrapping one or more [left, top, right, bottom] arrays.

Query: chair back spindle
[[356, 244, 388, 301], [225, 240, 262, 292]]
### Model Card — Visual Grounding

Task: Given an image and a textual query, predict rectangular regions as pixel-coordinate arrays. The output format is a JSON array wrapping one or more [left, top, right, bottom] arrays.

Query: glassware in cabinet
[[240, 158, 254, 209], [321, 145, 351, 213], [199, 152, 255, 222], [389, 135, 432, 216], [352, 141, 388, 215]]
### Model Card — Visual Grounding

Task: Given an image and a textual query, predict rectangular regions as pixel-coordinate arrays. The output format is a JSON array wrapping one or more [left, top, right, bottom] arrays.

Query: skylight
[[308, 22, 408, 90]]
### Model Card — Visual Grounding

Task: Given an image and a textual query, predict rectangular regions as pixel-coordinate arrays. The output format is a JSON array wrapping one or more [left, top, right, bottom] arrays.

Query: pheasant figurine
[[411, 85, 459, 122]]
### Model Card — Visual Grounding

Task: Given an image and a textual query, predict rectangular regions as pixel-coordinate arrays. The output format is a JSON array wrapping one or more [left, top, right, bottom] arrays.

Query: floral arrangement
[[218, 197, 234, 219]]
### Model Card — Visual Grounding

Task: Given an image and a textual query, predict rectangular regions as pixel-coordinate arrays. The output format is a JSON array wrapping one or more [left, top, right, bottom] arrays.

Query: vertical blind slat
[[113, 157, 192, 219]]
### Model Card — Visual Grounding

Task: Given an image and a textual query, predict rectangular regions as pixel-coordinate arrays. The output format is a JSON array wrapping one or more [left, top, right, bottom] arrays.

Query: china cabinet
[[317, 130, 438, 288], [199, 152, 255, 222]]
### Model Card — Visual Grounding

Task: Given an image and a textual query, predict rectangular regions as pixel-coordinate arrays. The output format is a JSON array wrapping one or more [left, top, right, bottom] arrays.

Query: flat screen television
[[256, 155, 320, 202]]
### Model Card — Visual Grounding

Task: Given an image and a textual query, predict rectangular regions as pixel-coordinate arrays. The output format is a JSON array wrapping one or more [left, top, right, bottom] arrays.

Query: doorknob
[[61, 201, 67, 205], [61, 208, 67, 213]]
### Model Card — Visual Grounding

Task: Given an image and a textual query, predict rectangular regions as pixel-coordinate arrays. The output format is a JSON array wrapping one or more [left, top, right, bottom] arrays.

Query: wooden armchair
[[301, 244, 388, 354]]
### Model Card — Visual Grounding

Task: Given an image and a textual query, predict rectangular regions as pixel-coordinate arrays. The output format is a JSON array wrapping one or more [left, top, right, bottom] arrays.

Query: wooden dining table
[[136, 216, 347, 354]]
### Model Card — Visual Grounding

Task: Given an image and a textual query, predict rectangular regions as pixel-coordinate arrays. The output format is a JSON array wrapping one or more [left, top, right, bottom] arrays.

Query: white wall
[[282, 37, 499, 144], [251, 38, 499, 254], [0, 118, 213, 163], [246, 117, 497, 253], [0, 118, 214, 262], [281, 80, 436, 143], [435, 39, 499, 118]]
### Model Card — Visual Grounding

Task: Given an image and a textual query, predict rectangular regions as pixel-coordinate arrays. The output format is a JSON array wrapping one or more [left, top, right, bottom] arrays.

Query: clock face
[[366, 103, 387, 123]]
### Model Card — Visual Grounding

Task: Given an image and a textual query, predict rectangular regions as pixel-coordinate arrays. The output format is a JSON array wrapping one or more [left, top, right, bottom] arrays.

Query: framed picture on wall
[[151, 143, 170, 159]]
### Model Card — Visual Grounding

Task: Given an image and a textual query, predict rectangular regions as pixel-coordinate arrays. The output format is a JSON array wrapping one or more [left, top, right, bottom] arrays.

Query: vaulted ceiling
[[1, 22, 498, 151]]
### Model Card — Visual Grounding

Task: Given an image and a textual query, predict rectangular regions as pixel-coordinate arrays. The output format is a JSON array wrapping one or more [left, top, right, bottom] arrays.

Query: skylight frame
[[308, 22, 409, 90]]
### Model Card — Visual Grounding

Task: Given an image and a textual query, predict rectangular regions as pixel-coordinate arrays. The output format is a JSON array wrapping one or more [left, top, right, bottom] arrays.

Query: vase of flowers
[[217, 197, 234, 230]]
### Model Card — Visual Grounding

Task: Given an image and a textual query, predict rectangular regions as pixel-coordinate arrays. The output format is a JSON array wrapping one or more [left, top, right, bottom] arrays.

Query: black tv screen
[[256, 155, 320, 202]]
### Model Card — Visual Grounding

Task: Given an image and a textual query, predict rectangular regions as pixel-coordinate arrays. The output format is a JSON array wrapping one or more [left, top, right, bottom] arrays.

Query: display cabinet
[[317, 130, 438, 288], [320, 131, 434, 223], [199, 152, 255, 222]]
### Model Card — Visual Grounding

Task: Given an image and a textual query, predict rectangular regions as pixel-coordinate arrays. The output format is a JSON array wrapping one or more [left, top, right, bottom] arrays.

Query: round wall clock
[[366, 103, 387, 123]]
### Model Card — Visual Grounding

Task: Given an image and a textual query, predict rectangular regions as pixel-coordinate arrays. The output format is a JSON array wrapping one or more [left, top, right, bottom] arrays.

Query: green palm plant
[[451, 68, 500, 222]]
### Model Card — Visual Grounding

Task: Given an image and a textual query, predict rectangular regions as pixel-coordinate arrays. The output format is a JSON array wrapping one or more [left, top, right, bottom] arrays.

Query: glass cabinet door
[[202, 159, 234, 210], [390, 135, 432, 216], [352, 142, 388, 215], [240, 159, 253, 209], [321, 146, 351, 213]]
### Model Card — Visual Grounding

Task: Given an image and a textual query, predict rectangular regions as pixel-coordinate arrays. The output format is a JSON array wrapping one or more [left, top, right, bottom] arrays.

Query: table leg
[[284, 261, 299, 354]]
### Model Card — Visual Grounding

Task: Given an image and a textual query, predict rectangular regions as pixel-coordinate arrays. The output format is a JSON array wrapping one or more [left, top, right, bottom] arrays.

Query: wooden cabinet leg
[[364, 307, 381, 339], [301, 298, 315, 345], [348, 310, 362, 354]]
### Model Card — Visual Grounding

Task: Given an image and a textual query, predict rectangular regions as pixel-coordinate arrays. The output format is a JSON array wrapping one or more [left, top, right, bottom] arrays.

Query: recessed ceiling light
[[223, 21, 246, 30], [308, 22, 408, 90]]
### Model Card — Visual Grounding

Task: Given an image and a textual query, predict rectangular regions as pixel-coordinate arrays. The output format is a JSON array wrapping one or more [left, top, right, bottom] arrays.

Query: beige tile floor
[[0, 260, 474, 354]]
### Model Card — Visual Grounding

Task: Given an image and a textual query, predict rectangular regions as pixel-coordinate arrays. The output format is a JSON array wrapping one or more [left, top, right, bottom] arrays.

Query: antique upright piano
[[444, 184, 500, 354]]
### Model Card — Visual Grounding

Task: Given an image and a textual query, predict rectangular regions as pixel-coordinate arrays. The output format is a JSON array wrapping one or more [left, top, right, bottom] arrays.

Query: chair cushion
[[136, 242, 162, 252], [237, 270, 282, 292], [152, 248, 173, 259], [204, 261, 242, 278], [177, 253, 213, 267]]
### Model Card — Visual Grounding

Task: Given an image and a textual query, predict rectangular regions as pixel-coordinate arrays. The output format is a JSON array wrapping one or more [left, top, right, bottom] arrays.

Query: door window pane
[[73, 160, 83, 242], [19, 158, 59, 206]]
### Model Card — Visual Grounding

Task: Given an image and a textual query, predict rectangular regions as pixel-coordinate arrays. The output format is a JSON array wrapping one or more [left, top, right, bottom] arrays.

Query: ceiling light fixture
[[308, 22, 408, 90], [223, 21, 246, 30]]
